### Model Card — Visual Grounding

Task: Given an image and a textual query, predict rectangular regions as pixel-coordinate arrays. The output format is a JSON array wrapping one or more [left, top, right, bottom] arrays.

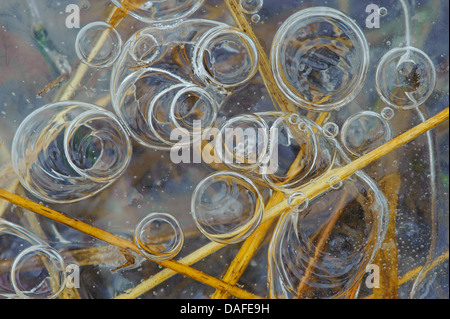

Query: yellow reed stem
[[295, 194, 348, 297], [372, 173, 401, 299], [211, 192, 286, 299], [56, 0, 146, 101], [398, 251, 449, 285], [262, 108, 449, 224], [365, 251, 449, 299], [224, 0, 297, 113], [114, 241, 225, 299], [57, 9, 117, 101], [0, 189, 262, 299]]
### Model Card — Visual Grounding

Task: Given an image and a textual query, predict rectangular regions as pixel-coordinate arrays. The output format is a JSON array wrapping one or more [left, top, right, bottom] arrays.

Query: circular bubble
[[111, 0, 204, 23], [191, 171, 263, 244], [268, 173, 388, 299], [251, 14, 261, 23], [193, 26, 259, 88], [64, 109, 132, 183], [271, 7, 369, 111], [169, 85, 218, 134], [322, 122, 339, 138], [297, 120, 309, 132], [381, 107, 395, 120], [262, 115, 321, 191], [75, 21, 122, 68], [147, 84, 191, 145], [113, 68, 217, 150], [129, 33, 160, 64], [217, 115, 270, 171], [134, 212, 184, 261], [375, 46, 436, 110], [288, 192, 309, 213], [288, 114, 301, 125], [329, 176, 343, 190], [340, 111, 393, 157], [11, 101, 132, 203], [239, 0, 263, 14], [114, 68, 179, 150], [11, 245, 66, 299]]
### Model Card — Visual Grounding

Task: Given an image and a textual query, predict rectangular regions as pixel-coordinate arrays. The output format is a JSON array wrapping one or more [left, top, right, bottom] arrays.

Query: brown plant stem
[[0, 189, 262, 299], [295, 194, 348, 298], [365, 251, 449, 299], [224, 0, 297, 113], [261, 108, 449, 225], [372, 173, 401, 299], [210, 192, 285, 299], [211, 0, 331, 296], [114, 241, 225, 299]]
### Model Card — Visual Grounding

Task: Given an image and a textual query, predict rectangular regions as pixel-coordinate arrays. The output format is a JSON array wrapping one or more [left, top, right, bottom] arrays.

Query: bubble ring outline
[[134, 212, 184, 261], [270, 7, 370, 112], [339, 110, 393, 157], [190, 171, 264, 244], [375, 46, 436, 110]]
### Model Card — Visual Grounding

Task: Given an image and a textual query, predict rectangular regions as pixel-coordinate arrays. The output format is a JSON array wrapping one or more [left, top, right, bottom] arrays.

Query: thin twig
[[224, 0, 297, 113], [55, 0, 146, 101], [0, 188, 262, 299], [295, 194, 348, 297], [365, 250, 449, 299], [211, 192, 285, 299], [372, 173, 401, 299], [261, 108, 449, 225], [114, 241, 225, 299]]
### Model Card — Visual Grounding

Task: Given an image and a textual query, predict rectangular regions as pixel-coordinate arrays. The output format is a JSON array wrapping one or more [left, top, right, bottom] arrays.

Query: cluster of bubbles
[[7, 0, 437, 299], [239, 0, 264, 24], [0, 219, 66, 299], [12, 101, 132, 204]]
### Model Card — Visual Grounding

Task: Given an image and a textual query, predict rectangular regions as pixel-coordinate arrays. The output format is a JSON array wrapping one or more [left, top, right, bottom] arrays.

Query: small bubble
[[288, 192, 309, 213], [341, 111, 393, 156], [381, 107, 395, 120], [239, 0, 263, 14], [322, 122, 339, 138], [329, 176, 343, 190], [379, 7, 388, 17], [134, 212, 184, 261], [80, 0, 91, 10], [251, 14, 261, 23], [130, 34, 159, 64], [288, 114, 300, 125], [191, 171, 263, 244], [297, 121, 308, 132], [75, 21, 122, 68]]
